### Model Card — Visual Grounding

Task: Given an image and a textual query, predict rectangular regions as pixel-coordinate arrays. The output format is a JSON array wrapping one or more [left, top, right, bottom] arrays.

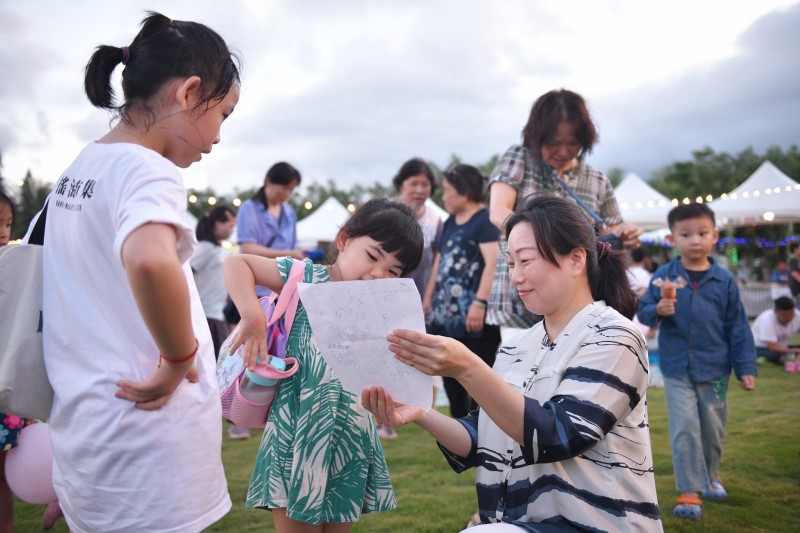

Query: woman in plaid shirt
[[486, 89, 641, 335]]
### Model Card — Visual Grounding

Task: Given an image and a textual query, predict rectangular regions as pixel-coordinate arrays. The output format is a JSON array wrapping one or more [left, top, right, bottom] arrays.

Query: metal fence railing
[[738, 283, 775, 318]]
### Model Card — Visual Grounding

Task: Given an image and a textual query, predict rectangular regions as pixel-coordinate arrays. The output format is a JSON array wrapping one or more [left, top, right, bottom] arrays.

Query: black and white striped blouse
[[439, 302, 663, 532]]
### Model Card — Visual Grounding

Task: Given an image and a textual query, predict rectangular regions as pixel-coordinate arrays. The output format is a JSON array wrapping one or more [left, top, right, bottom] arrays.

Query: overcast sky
[[1, 0, 798, 197]]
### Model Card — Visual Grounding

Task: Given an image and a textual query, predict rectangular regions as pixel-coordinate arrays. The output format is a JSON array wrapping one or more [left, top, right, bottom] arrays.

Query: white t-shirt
[[42, 142, 230, 533], [191, 241, 228, 320], [751, 308, 800, 349]]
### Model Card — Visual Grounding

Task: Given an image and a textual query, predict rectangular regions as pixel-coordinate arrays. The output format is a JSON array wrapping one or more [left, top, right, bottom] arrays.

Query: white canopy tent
[[613, 172, 673, 230], [296, 197, 351, 246], [296, 197, 446, 247], [709, 161, 800, 227]]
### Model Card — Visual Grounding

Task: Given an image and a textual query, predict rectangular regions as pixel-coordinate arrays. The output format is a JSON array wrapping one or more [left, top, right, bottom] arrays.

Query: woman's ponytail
[[83, 11, 240, 125], [592, 245, 637, 320]]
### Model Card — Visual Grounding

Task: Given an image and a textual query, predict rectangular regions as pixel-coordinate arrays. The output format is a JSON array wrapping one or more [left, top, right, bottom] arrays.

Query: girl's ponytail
[[195, 212, 215, 245], [84, 45, 125, 110], [83, 11, 240, 124]]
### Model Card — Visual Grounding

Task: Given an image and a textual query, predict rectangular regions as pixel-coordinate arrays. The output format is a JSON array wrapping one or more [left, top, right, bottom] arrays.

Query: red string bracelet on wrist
[[158, 338, 199, 367]]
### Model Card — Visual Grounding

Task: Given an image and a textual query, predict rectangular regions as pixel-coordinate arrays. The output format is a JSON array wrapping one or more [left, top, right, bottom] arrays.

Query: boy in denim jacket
[[638, 203, 756, 521]]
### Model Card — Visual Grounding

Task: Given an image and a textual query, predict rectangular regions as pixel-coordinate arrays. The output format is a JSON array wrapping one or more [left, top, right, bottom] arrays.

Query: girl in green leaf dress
[[224, 198, 424, 532]]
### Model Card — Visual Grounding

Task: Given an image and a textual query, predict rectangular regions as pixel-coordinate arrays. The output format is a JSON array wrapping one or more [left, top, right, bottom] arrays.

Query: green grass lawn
[[13, 363, 800, 532]]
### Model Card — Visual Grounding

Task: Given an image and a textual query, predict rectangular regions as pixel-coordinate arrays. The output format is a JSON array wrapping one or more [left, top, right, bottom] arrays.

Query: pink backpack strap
[[267, 258, 306, 334]]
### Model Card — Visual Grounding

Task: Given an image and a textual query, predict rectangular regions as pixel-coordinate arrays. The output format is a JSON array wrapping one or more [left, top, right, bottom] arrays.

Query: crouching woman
[[363, 196, 662, 532]]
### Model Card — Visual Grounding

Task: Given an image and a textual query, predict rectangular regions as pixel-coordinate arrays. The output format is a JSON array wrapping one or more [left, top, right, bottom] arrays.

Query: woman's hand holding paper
[[387, 329, 480, 380]]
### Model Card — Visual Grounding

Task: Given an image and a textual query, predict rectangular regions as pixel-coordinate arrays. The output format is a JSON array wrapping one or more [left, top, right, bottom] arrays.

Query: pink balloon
[[4, 423, 57, 504]]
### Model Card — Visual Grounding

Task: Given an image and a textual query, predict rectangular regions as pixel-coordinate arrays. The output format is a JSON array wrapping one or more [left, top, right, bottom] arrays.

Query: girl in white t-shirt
[[40, 12, 240, 532]]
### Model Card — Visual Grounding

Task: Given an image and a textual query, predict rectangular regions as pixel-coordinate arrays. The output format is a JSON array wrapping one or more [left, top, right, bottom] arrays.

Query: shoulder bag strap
[[28, 197, 50, 246], [267, 259, 307, 333], [548, 166, 607, 229]]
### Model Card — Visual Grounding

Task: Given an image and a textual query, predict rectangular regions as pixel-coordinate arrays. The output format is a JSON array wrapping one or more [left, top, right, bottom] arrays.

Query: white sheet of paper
[[297, 278, 433, 409]]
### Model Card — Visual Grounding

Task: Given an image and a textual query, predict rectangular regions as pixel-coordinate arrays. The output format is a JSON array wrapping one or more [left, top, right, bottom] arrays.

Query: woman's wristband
[[158, 338, 199, 367], [471, 298, 487, 309]]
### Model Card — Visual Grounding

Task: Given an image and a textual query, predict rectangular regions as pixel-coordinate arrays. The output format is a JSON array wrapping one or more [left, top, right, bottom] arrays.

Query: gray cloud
[[217, 1, 575, 189], [2, 1, 797, 193], [0, 7, 56, 152], [591, 3, 800, 179]]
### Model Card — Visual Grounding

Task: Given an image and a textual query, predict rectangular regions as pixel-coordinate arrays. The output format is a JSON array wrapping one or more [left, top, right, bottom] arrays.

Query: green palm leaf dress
[[246, 257, 397, 524]]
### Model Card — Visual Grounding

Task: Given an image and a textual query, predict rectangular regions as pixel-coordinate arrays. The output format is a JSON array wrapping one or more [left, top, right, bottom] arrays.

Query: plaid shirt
[[487, 144, 623, 327]]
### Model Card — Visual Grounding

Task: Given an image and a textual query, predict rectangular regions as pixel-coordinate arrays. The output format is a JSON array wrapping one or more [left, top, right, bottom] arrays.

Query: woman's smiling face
[[507, 222, 573, 316]]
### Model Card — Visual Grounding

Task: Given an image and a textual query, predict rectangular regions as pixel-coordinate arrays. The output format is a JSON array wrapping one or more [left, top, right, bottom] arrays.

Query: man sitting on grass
[[751, 296, 800, 372]]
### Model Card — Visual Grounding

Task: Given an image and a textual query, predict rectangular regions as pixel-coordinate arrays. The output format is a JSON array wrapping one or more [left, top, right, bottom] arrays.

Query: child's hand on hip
[[116, 360, 199, 410]]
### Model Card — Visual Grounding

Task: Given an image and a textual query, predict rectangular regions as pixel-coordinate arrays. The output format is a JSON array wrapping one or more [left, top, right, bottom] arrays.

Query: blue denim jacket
[[637, 257, 757, 382]]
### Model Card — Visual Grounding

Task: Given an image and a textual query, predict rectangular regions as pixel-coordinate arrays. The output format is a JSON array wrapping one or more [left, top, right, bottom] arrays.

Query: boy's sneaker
[[227, 425, 251, 440], [673, 493, 703, 520], [701, 475, 728, 500]]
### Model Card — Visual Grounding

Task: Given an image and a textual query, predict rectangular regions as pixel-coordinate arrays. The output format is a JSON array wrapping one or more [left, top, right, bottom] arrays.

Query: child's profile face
[[166, 82, 240, 168], [668, 215, 718, 266], [334, 235, 404, 281], [0, 202, 13, 246]]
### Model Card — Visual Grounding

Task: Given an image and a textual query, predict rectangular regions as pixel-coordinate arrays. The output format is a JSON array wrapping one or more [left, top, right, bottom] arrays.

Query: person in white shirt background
[[191, 205, 237, 356], [191, 205, 253, 440], [752, 296, 800, 371], [627, 247, 652, 297]]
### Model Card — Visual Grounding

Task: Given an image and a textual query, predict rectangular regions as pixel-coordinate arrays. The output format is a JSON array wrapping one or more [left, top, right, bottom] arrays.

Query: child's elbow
[[222, 255, 245, 277]]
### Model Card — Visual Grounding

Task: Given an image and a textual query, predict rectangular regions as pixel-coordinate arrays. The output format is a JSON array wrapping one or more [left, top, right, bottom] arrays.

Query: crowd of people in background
[[3, 10, 799, 533]]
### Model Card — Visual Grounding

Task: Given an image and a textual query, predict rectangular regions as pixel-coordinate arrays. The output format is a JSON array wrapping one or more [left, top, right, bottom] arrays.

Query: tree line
[[2, 144, 799, 240]]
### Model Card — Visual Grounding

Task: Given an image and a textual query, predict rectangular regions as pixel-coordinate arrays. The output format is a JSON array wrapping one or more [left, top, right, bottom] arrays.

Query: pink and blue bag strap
[[267, 258, 306, 336]]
